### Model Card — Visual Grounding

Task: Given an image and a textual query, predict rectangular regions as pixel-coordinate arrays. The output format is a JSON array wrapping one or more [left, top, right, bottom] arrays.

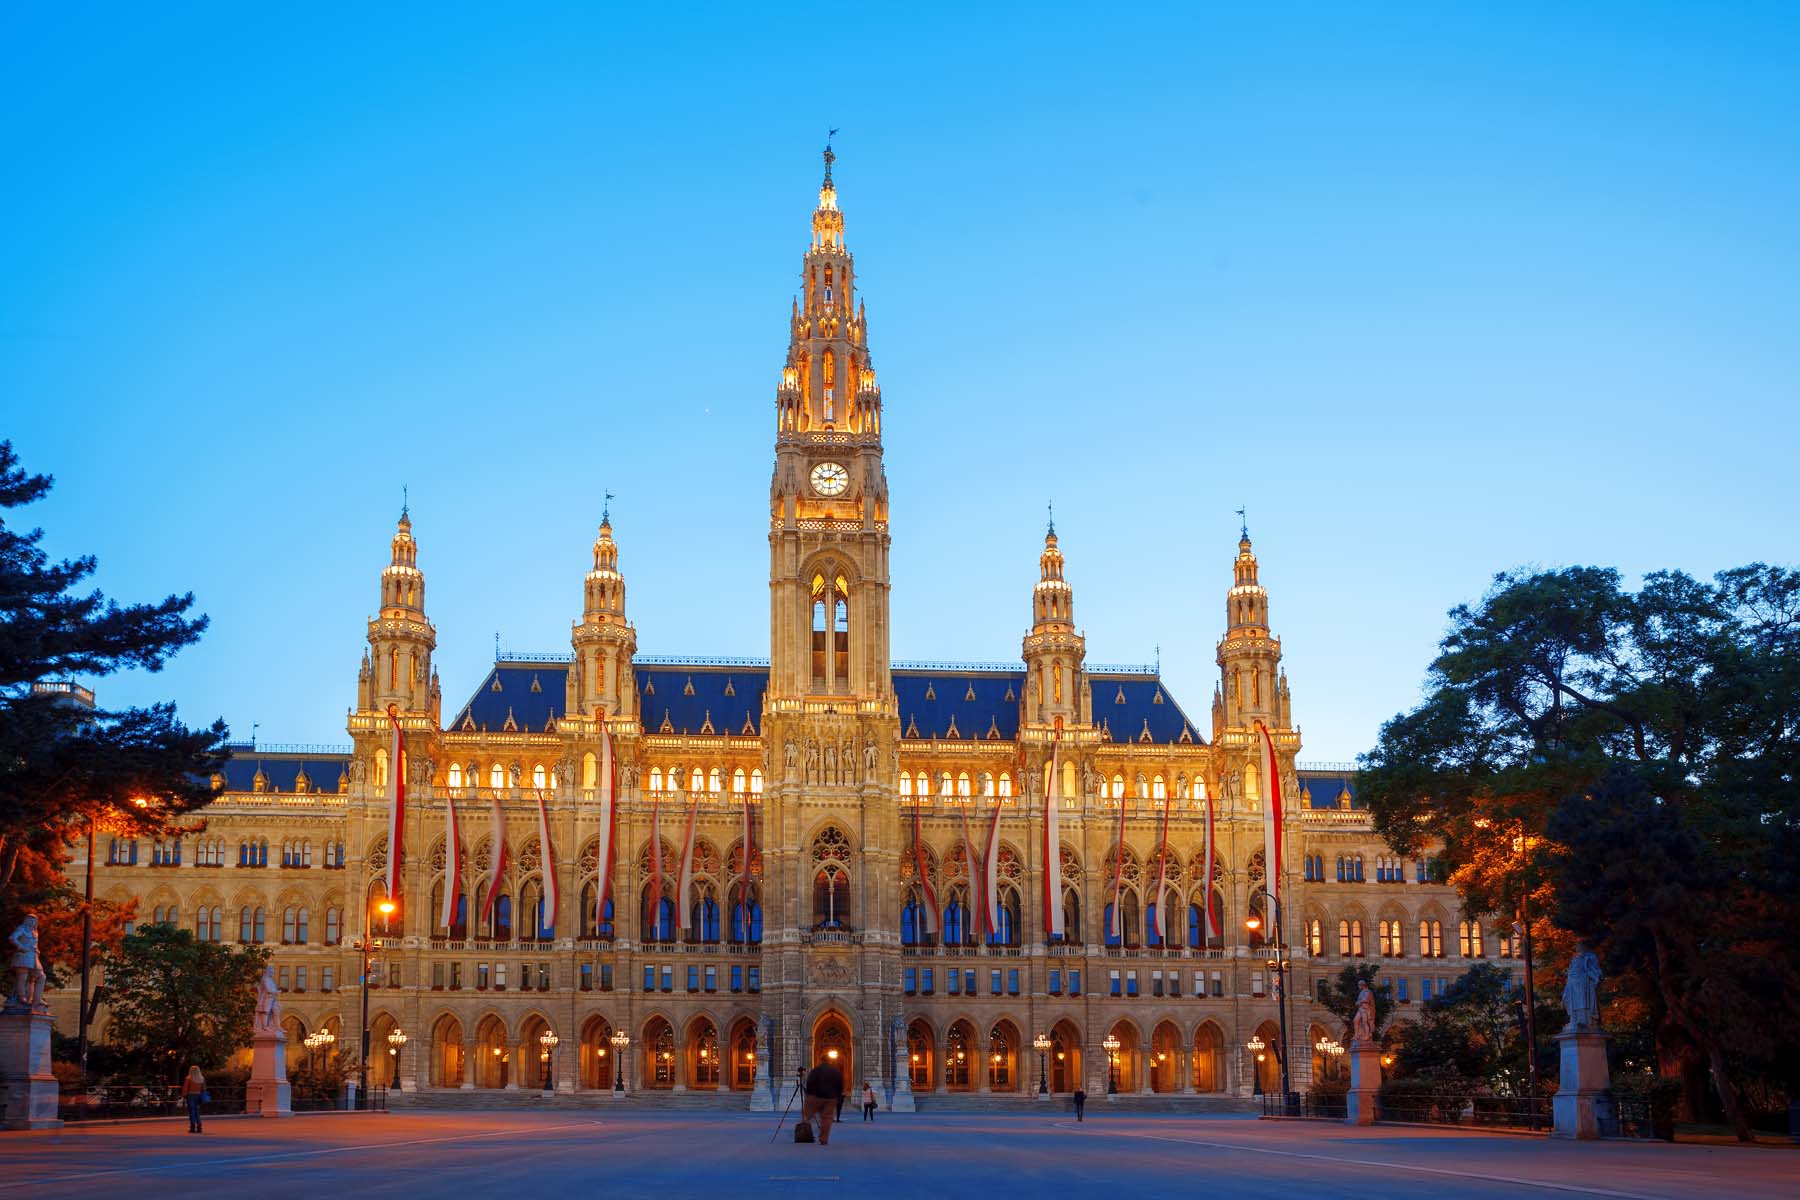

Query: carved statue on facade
[[255, 966, 282, 1034], [348, 757, 368, 784], [784, 740, 797, 773], [864, 741, 878, 774], [1562, 942, 1603, 1030], [1352, 982, 1377, 1043], [507, 762, 522, 789], [840, 740, 854, 784], [823, 743, 836, 784], [7, 915, 46, 1010]]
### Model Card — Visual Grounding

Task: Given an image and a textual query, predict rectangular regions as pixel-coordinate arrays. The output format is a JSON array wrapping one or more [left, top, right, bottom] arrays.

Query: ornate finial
[[494, 631, 501, 659], [1047, 500, 1055, 537], [1235, 506, 1248, 539], [1154, 644, 1161, 673], [401, 484, 409, 521], [823, 129, 839, 184], [602, 490, 614, 525]]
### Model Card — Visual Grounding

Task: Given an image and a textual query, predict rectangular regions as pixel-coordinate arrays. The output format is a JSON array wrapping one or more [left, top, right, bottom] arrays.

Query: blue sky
[[4, 3, 1796, 761]]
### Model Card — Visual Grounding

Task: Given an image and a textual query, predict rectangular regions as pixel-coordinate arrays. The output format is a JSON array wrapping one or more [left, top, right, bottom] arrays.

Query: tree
[[1391, 962, 1544, 1096], [1359, 565, 1800, 1140], [97, 924, 269, 1080], [0, 440, 229, 970]]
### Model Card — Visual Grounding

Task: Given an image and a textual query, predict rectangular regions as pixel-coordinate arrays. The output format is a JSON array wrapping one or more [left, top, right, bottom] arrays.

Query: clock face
[[810, 461, 849, 497]]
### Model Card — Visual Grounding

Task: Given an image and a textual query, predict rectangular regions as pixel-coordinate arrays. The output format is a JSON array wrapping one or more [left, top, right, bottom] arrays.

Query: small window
[[1048, 969, 1061, 995], [904, 968, 917, 995]]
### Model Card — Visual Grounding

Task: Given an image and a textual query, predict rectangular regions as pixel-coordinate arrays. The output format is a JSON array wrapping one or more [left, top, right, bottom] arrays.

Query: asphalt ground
[[0, 1109, 1793, 1199]]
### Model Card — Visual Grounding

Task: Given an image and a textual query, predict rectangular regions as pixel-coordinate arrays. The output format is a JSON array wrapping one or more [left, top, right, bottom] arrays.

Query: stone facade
[[53, 150, 1497, 1103]]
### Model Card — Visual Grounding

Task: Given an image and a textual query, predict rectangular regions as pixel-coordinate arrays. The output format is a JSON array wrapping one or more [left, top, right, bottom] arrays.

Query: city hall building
[[59, 151, 1487, 1105]]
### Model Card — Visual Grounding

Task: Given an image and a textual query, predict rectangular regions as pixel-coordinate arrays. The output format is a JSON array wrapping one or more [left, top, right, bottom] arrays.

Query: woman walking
[[182, 1065, 206, 1133]]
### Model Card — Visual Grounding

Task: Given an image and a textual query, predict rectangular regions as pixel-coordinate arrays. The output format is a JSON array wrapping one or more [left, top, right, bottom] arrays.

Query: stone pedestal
[[247, 1029, 292, 1117], [1345, 1039, 1382, 1127], [889, 1073, 916, 1112], [0, 1007, 61, 1130], [747, 1055, 774, 1111], [1552, 1027, 1612, 1140]]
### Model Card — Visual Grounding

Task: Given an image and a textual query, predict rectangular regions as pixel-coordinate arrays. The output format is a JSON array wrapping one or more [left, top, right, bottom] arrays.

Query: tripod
[[769, 1066, 807, 1143]]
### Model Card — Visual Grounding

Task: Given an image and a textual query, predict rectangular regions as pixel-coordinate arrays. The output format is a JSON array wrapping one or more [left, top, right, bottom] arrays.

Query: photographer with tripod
[[800, 1053, 845, 1145]]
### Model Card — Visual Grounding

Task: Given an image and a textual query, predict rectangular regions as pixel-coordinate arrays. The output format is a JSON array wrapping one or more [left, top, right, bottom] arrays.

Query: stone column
[[1344, 1039, 1381, 1126], [748, 1029, 774, 1111], [1552, 1027, 1613, 1140], [461, 1039, 477, 1089], [247, 1027, 293, 1117], [0, 1006, 60, 1130]]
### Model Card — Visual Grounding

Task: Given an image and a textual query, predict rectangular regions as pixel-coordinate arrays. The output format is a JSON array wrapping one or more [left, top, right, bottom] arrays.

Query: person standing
[[862, 1081, 877, 1122], [182, 1065, 206, 1133], [802, 1057, 845, 1146], [1072, 1086, 1087, 1123]]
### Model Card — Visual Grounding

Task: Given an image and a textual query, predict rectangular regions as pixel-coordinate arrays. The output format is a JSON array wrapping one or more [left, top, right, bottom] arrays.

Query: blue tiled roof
[[221, 753, 351, 794], [1296, 771, 1359, 810], [448, 657, 1203, 745]]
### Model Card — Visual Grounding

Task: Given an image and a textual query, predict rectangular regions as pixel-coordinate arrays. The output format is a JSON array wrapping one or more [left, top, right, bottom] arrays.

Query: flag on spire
[[385, 706, 405, 903], [1109, 791, 1128, 941], [593, 721, 617, 928], [1152, 793, 1172, 943], [1043, 739, 1064, 938], [481, 791, 509, 928], [675, 791, 699, 932], [438, 785, 460, 930], [912, 806, 939, 936], [534, 789, 559, 934], [1257, 722, 1286, 912]]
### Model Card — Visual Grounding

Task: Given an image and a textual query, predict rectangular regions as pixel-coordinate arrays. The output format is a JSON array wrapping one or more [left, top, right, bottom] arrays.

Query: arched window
[[981, 773, 994, 797], [325, 907, 342, 945], [957, 772, 971, 798], [750, 769, 763, 794], [1338, 918, 1365, 957], [642, 887, 674, 943], [944, 890, 971, 946], [489, 763, 505, 790], [1110, 774, 1124, 799], [939, 773, 954, 799], [1191, 777, 1206, 800], [731, 888, 763, 944], [1459, 919, 1484, 957], [1306, 918, 1323, 956], [901, 891, 922, 946], [1152, 775, 1166, 800], [532, 764, 548, 790], [649, 768, 664, 792], [448, 763, 463, 790], [690, 767, 705, 793], [582, 752, 597, 788], [709, 767, 723, 793], [295, 907, 309, 943], [900, 774, 912, 798], [989, 888, 1020, 947], [732, 768, 746, 794], [1136, 774, 1149, 800], [915, 772, 929, 798], [999, 772, 1013, 798]]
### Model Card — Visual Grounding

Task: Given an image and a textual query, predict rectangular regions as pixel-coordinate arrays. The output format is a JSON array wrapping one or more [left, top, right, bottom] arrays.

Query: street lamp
[[358, 897, 396, 1104], [1246, 1035, 1266, 1096], [610, 1030, 630, 1092], [387, 1028, 407, 1088], [539, 1029, 559, 1091], [1314, 1036, 1345, 1083], [1032, 1032, 1051, 1095], [1246, 899, 1293, 1105], [1101, 1033, 1121, 1095]]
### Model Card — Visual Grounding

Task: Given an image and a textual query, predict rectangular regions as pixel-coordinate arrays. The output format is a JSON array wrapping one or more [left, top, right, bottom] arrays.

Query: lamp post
[[387, 1028, 407, 1089], [358, 898, 396, 1105], [539, 1029, 559, 1091], [1245, 900, 1293, 1104], [1032, 1032, 1051, 1095], [1314, 1036, 1344, 1084], [610, 1030, 630, 1092], [1101, 1033, 1121, 1095], [1246, 1035, 1266, 1095]]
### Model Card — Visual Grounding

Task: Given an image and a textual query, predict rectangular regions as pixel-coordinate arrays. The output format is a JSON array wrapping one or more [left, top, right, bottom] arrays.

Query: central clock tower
[[768, 143, 892, 704], [762, 145, 902, 1097]]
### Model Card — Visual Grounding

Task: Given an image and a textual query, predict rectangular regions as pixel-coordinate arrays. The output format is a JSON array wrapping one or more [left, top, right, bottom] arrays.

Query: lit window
[[750, 769, 763, 794]]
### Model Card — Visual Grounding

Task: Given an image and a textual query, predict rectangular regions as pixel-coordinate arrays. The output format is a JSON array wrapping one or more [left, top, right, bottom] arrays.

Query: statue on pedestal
[[254, 966, 282, 1034], [1562, 943, 1602, 1030], [1352, 982, 1377, 1044], [7, 916, 46, 1011]]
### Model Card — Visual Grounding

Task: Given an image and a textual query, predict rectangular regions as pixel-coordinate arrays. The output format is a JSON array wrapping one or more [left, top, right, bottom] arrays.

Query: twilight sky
[[4, 4, 1796, 761]]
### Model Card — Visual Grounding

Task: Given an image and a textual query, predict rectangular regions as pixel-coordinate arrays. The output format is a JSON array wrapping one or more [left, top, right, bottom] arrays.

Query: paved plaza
[[1, 1110, 1793, 1199]]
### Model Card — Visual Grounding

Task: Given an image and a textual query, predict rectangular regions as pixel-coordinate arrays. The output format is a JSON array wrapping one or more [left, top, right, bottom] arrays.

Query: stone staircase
[[387, 1088, 1255, 1116]]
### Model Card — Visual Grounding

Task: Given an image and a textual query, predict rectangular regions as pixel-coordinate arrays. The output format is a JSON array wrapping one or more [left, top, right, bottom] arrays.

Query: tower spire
[[570, 507, 637, 722], [1023, 523, 1087, 728]]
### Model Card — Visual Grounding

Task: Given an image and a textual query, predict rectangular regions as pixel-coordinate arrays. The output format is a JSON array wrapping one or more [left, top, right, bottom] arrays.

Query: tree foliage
[[0, 440, 228, 965], [1359, 564, 1800, 1140], [98, 924, 269, 1081]]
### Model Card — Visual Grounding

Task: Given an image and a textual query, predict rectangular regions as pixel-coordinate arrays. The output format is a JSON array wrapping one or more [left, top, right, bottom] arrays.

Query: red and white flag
[[647, 793, 664, 937], [911, 806, 939, 936], [1203, 781, 1219, 941], [1043, 739, 1064, 938], [438, 784, 460, 930], [1108, 789, 1128, 941], [534, 788, 559, 931], [481, 790, 509, 928], [1258, 722, 1285, 912], [960, 802, 985, 943], [983, 791, 1004, 936], [385, 707, 405, 902], [593, 722, 617, 924], [674, 791, 699, 932], [1152, 794, 1172, 943]]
